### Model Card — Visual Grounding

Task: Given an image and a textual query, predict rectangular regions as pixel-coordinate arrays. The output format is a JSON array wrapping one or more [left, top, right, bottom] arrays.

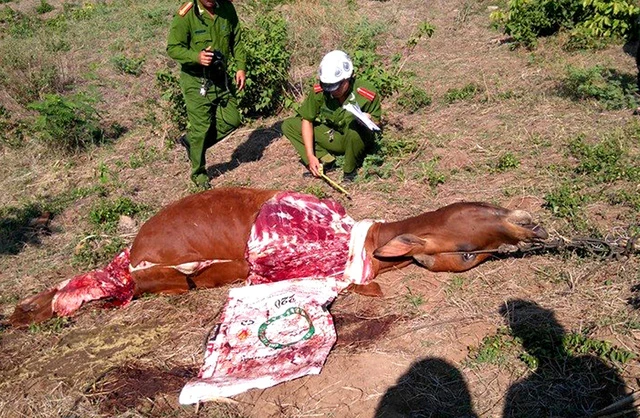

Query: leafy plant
[[544, 183, 585, 219], [350, 49, 402, 99], [237, 13, 291, 117], [491, 0, 639, 49], [404, 286, 425, 309], [0, 105, 27, 148], [360, 135, 419, 181], [494, 152, 521, 172], [28, 317, 71, 334], [156, 69, 187, 132], [89, 196, 148, 232], [466, 329, 518, 367], [298, 185, 327, 199], [560, 65, 639, 110], [36, 0, 54, 14], [444, 83, 480, 104], [397, 86, 432, 113], [415, 157, 446, 190], [112, 55, 145, 76], [577, 0, 639, 39], [28, 93, 103, 152], [73, 235, 126, 268], [563, 332, 635, 364], [569, 135, 639, 182], [406, 21, 435, 50]]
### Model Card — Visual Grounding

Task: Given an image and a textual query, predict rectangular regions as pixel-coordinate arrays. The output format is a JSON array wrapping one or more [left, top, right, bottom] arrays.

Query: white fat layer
[[342, 220, 377, 287], [129, 259, 233, 275]]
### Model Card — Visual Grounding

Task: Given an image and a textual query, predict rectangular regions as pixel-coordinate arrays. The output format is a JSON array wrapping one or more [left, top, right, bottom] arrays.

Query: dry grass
[[1, 0, 639, 417]]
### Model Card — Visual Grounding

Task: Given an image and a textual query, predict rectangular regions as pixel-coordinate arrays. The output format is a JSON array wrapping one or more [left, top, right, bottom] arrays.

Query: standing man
[[167, 0, 246, 189], [282, 50, 381, 182]]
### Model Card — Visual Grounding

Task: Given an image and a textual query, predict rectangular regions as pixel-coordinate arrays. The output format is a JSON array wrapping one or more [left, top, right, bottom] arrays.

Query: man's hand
[[199, 46, 214, 66], [235, 70, 246, 91], [307, 155, 322, 177]]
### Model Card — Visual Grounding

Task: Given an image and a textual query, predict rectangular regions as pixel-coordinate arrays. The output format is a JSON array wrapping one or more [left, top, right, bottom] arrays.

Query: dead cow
[[10, 187, 547, 326]]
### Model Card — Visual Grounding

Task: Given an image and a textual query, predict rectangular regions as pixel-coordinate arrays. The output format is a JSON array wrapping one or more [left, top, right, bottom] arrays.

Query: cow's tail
[[9, 248, 135, 327]]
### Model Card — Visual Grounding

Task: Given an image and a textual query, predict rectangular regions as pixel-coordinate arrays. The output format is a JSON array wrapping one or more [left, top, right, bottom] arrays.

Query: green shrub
[[0, 8, 39, 38], [491, 0, 639, 49], [36, 0, 54, 14], [237, 13, 291, 117], [397, 86, 432, 113], [578, 0, 639, 39], [360, 135, 419, 181], [112, 55, 145, 76], [444, 83, 480, 104], [89, 196, 148, 232], [560, 65, 638, 110], [350, 49, 402, 99], [415, 157, 446, 190], [28, 93, 103, 152], [544, 183, 585, 219], [0, 105, 27, 148], [490, 0, 583, 48], [568, 135, 639, 182], [156, 69, 187, 132], [73, 235, 126, 268], [494, 152, 521, 172]]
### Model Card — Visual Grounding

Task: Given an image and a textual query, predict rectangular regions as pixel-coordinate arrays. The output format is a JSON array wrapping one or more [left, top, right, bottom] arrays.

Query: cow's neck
[[365, 213, 436, 275]]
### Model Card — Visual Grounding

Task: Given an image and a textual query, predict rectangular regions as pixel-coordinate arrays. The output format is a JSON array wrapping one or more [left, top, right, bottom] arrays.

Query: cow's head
[[373, 202, 547, 272]]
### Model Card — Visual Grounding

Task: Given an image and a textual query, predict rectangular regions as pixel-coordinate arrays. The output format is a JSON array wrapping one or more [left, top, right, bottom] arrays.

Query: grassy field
[[1, 0, 639, 417]]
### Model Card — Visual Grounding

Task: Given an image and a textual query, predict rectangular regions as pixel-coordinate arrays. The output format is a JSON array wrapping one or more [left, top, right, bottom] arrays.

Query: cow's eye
[[462, 253, 476, 262]]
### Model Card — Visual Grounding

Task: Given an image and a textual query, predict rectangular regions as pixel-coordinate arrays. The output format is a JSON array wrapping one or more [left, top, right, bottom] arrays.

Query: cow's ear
[[374, 234, 425, 257]]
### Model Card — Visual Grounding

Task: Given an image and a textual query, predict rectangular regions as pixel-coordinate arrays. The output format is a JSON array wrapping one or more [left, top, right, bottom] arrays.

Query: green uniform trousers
[[282, 116, 372, 174], [180, 73, 241, 186]]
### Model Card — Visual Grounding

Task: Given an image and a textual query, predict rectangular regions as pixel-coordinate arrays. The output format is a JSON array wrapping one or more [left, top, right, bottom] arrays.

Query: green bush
[[0, 8, 39, 37], [28, 93, 103, 152], [73, 235, 126, 268], [350, 49, 402, 99], [544, 183, 585, 219], [112, 55, 145, 76], [36, 0, 54, 14], [0, 105, 27, 148], [89, 196, 148, 232], [237, 13, 291, 117], [491, 0, 583, 48], [444, 83, 480, 104], [560, 65, 639, 110], [491, 0, 639, 49], [414, 157, 446, 190], [156, 69, 187, 132], [494, 152, 521, 172], [569, 135, 639, 182], [397, 86, 432, 113], [578, 0, 639, 39]]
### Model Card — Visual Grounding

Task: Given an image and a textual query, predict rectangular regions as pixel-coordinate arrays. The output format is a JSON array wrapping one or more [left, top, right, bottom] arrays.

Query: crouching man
[[282, 50, 381, 182]]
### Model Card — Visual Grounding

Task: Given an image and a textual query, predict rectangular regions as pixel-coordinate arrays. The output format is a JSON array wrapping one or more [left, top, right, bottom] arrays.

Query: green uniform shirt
[[297, 78, 381, 133], [167, 0, 246, 78]]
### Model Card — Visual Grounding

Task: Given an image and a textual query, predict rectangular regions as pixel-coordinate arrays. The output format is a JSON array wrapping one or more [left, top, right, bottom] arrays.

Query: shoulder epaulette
[[178, 2, 193, 16], [313, 84, 323, 94], [356, 87, 376, 101]]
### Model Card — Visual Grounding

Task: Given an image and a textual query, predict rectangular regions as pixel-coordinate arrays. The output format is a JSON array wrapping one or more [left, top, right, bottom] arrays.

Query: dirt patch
[[88, 364, 196, 415], [334, 313, 402, 349]]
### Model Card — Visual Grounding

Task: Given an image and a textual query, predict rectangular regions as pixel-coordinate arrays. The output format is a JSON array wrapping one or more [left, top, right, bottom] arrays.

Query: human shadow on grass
[[207, 121, 282, 180], [374, 357, 478, 418], [0, 203, 52, 255], [501, 299, 636, 418]]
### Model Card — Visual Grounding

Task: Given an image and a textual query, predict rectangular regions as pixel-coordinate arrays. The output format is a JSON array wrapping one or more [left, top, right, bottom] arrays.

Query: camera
[[209, 49, 225, 76]]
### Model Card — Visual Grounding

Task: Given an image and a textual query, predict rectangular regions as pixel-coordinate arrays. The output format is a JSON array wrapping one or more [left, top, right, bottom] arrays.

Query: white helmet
[[318, 50, 353, 92]]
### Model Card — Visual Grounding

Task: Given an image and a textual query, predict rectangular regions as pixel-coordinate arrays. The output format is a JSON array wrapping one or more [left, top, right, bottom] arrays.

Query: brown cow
[[9, 188, 547, 327]]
